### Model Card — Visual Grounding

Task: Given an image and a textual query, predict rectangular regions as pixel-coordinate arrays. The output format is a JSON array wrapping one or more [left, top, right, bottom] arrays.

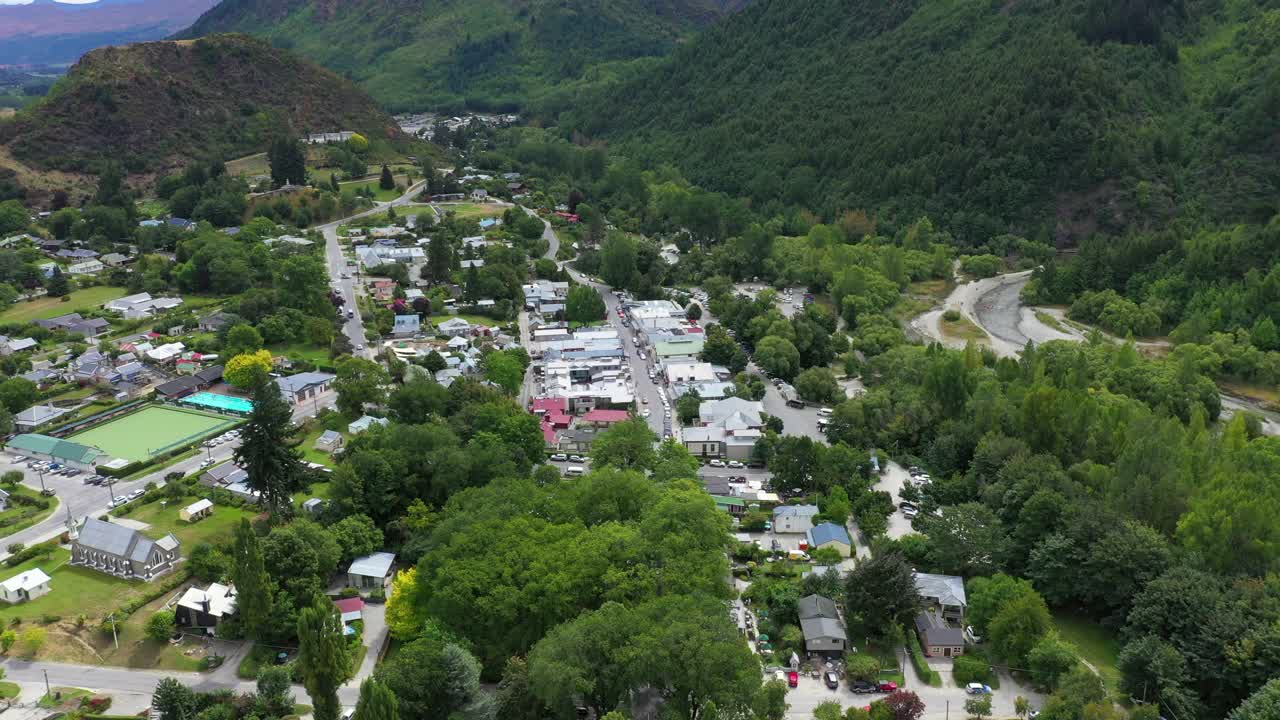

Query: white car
[[709, 459, 725, 468], [727, 460, 744, 469], [549, 453, 568, 462], [642, 409, 651, 418], [641, 397, 648, 404], [568, 455, 585, 463], [664, 410, 671, 418]]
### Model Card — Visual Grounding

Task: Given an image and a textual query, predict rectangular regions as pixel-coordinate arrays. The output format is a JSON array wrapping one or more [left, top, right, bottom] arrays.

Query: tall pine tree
[[234, 372, 305, 517], [269, 137, 307, 187], [353, 678, 399, 720], [297, 594, 351, 720], [379, 164, 395, 191], [231, 518, 272, 641]]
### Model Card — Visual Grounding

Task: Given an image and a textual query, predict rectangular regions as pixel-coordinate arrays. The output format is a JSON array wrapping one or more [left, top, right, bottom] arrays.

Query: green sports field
[[69, 406, 235, 462]]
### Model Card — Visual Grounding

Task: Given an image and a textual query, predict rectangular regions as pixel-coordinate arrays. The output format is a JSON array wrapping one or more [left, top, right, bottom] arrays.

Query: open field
[[0, 484, 58, 537], [0, 547, 151, 621], [434, 202, 504, 220], [69, 406, 235, 462], [0, 286, 128, 324], [1052, 611, 1123, 697], [341, 175, 408, 201], [226, 152, 269, 178], [940, 313, 989, 343], [121, 498, 256, 550]]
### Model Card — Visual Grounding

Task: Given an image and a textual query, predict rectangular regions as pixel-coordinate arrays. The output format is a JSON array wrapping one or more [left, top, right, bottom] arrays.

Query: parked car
[[641, 410, 651, 418], [108, 496, 129, 508], [709, 459, 725, 468], [727, 460, 744, 469], [825, 672, 840, 690], [549, 453, 568, 462], [966, 683, 992, 695], [787, 672, 799, 688], [877, 681, 898, 693], [127, 489, 145, 500], [568, 455, 585, 463], [39, 488, 55, 497], [850, 680, 877, 694], [965, 626, 983, 644]]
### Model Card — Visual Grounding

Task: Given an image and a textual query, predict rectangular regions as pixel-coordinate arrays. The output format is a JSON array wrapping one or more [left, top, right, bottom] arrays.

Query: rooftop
[[348, 551, 395, 578]]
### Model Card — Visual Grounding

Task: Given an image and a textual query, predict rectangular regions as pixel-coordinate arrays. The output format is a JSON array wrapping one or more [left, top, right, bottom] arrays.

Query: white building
[[0, 568, 51, 604]]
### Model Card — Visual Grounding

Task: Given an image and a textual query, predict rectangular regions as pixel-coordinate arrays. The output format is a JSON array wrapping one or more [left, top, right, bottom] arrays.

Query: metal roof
[[348, 552, 395, 578]]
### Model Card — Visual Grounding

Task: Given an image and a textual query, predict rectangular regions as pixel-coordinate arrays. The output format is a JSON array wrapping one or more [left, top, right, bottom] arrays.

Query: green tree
[[599, 231, 637, 288], [844, 552, 921, 631], [702, 324, 747, 373], [756, 335, 801, 380], [152, 677, 196, 720], [379, 165, 395, 191], [334, 356, 391, 416], [565, 285, 606, 326], [847, 653, 881, 680], [231, 518, 272, 641], [815, 701, 845, 720], [753, 679, 789, 720], [297, 593, 352, 720], [224, 323, 265, 356], [989, 590, 1052, 667], [18, 626, 45, 657], [795, 367, 841, 403], [225, 349, 274, 388], [591, 416, 658, 471], [353, 678, 399, 720], [0, 377, 36, 413], [145, 610, 176, 642], [269, 136, 307, 187], [0, 200, 27, 236], [1027, 632, 1078, 691], [45, 267, 69, 297], [374, 632, 489, 720], [483, 350, 525, 395], [257, 665, 296, 718], [329, 514, 384, 564], [965, 694, 992, 720], [235, 373, 305, 516], [1230, 679, 1280, 720], [676, 388, 702, 425], [495, 657, 542, 720]]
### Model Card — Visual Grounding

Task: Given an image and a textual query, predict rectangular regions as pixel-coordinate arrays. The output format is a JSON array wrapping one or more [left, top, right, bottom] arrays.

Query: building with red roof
[[582, 408, 631, 427]]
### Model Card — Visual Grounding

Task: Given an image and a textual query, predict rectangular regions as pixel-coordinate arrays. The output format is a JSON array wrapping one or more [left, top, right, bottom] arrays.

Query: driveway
[[874, 461, 914, 540]]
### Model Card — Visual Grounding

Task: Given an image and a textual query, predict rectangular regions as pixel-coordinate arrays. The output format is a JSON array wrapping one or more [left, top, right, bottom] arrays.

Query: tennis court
[[69, 406, 236, 462]]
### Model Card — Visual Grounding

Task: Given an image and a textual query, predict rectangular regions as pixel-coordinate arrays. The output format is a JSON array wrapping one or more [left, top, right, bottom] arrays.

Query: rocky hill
[[0, 33, 405, 173], [178, 0, 752, 112]]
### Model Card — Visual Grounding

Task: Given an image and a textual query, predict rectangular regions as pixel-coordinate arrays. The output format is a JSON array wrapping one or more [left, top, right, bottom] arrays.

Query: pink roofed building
[[581, 408, 631, 428], [531, 397, 569, 416]]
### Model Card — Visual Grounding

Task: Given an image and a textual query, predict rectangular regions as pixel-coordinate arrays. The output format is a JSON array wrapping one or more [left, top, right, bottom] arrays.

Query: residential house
[[773, 505, 820, 534], [683, 397, 765, 461], [334, 596, 365, 631], [555, 426, 597, 453], [71, 517, 180, 580], [115, 362, 145, 382], [0, 336, 38, 355], [438, 317, 472, 338], [179, 498, 213, 522], [67, 260, 105, 275], [19, 369, 56, 389], [176, 583, 236, 630], [167, 218, 196, 231], [460, 259, 485, 269], [198, 312, 233, 332], [915, 612, 966, 658], [195, 365, 224, 386], [100, 252, 129, 267], [156, 376, 202, 400], [797, 594, 848, 655], [348, 416, 389, 434], [0, 569, 52, 604], [712, 495, 747, 518], [36, 313, 110, 337], [347, 552, 395, 591], [663, 361, 718, 386], [392, 315, 421, 338], [581, 408, 630, 428], [314, 430, 344, 454], [302, 498, 326, 516], [806, 523, 853, 558], [145, 342, 186, 364], [56, 248, 99, 260], [915, 572, 967, 623], [470, 188, 489, 201], [201, 462, 248, 487], [275, 372, 335, 405], [14, 404, 72, 432], [7, 434, 104, 470]]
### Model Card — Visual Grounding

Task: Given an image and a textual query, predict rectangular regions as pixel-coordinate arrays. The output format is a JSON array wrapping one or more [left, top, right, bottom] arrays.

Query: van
[[564, 466, 585, 477]]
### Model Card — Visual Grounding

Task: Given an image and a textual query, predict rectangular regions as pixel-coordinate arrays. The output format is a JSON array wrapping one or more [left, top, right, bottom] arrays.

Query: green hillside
[[179, 0, 751, 112], [558, 0, 1279, 245], [0, 33, 406, 173]]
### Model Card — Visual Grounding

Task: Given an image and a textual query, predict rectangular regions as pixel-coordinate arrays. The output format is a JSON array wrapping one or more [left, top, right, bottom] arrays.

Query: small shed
[[314, 430, 344, 453], [0, 568, 52, 604], [302, 498, 325, 516], [347, 552, 395, 591], [180, 498, 214, 522]]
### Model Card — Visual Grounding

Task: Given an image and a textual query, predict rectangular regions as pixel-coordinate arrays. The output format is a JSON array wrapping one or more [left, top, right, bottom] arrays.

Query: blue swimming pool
[[181, 391, 254, 414]]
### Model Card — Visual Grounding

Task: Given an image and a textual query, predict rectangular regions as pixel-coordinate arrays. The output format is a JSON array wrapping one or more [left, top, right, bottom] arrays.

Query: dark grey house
[[71, 517, 180, 581], [798, 594, 847, 655]]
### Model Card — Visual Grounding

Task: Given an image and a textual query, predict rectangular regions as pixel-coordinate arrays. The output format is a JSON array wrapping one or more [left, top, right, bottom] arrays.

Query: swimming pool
[[181, 391, 255, 414]]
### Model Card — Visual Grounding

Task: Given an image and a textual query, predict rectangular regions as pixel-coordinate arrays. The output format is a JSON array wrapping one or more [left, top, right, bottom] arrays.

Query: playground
[[68, 405, 236, 462]]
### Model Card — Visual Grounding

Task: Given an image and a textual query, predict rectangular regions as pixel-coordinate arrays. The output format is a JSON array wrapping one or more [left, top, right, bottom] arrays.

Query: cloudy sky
[[0, 0, 105, 5]]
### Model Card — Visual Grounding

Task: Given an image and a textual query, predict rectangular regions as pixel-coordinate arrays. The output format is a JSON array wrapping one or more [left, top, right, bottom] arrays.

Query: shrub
[[953, 654, 994, 686], [942, 309, 961, 322], [906, 630, 943, 686], [3, 540, 54, 567], [39, 615, 60, 625], [338, 587, 360, 598]]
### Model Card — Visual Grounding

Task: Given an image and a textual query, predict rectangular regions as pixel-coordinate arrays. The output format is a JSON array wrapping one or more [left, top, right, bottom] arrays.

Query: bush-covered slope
[[0, 34, 405, 173], [559, 0, 1278, 245], [179, 0, 751, 112]]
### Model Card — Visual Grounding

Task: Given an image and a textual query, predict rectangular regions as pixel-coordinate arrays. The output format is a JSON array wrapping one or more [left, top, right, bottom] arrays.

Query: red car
[[788, 671, 799, 688], [877, 681, 898, 693]]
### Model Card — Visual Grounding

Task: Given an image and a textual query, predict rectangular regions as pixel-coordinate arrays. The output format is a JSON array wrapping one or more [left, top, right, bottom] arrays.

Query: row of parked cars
[[108, 488, 147, 508]]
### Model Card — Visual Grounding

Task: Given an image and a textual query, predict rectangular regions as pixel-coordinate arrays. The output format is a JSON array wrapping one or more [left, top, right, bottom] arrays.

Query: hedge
[[953, 654, 994, 686], [4, 539, 56, 567], [907, 630, 943, 687]]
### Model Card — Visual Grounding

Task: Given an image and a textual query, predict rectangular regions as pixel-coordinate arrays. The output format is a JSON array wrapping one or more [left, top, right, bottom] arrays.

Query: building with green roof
[[8, 433, 105, 469], [711, 495, 747, 517]]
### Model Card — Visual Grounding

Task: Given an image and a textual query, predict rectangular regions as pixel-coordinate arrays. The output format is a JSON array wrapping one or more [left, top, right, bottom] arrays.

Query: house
[[105, 293, 153, 312], [0, 568, 52, 604], [555, 426, 597, 453], [348, 416, 389, 434], [699, 397, 763, 426], [14, 404, 72, 432], [302, 498, 326, 516], [314, 430, 344, 454], [167, 218, 196, 231], [202, 462, 248, 487], [176, 583, 236, 630], [100, 252, 129, 267], [460, 259, 485, 269], [36, 313, 110, 337], [8, 434, 104, 470], [71, 517, 180, 580], [915, 572, 967, 622], [19, 369, 57, 389], [67, 260, 105, 275], [334, 596, 365, 627], [683, 397, 765, 461], [347, 552, 395, 591], [807, 523, 853, 558], [773, 505, 820, 534], [276, 372, 335, 405], [115, 361, 145, 381], [145, 342, 186, 363], [797, 594, 847, 655], [156, 376, 202, 400], [198, 311, 233, 332], [392, 315, 421, 338], [470, 188, 489, 201], [179, 498, 214, 522], [0, 336, 38, 355], [438, 317, 472, 338], [712, 495, 747, 518], [195, 365, 224, 386], [915, 611, 965, 658], [581, 408, 630, 428], [57, 248, 99, 260]]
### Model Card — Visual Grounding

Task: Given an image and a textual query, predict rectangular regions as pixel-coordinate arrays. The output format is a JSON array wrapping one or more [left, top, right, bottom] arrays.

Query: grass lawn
[[429, 313, 492, 328], [93, 591, 206, 672], [941, 313, 989, 343], [40, 687, 92, 708], [0, 547, 156, 622], [341, 178, 403, 202], [269, 342, 333, 367], [1218, 380, 1280, 406], [0, 483, 59, 538], [0, 682, 18, 698], [1052, 611, 1123, 695], [135, 199, 168, 219], [50, 384, 101, 401], [0, 286, 128, 324], [1034, 310, 1069, 333], [296, 425, 343, 466], [434, 202, 504, 221], [227, 152, 269, 178], [69, 406, 235, 462], [118, 497, 256, 549], [291, 481, 333, 510]]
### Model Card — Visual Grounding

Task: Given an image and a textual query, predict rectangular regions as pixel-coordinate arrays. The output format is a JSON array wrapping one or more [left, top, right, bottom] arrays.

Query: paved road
[[317, 182, 427, 359]]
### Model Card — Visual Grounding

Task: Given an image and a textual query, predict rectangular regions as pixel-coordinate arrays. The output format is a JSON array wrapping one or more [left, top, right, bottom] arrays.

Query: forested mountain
[[0, 34, 405, 173], [178, 0, 752, 112], [0, 0, 217, 66], [560, 0, 1279, 246]]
